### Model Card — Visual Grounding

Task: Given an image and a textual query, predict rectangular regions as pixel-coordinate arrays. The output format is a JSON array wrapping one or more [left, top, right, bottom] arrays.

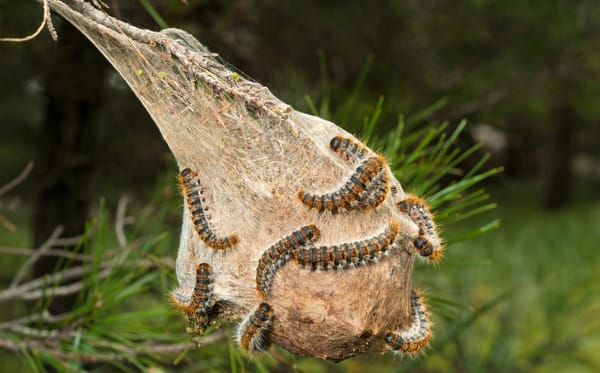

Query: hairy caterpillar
[[179, 168, 239, 250], [169, 262, 213, 316], [329, 135, 369, 163], [237, 303, 274, 355], [397, 195, 443, 262], [256, 225, 320, 296], [294, 221, 399, 270], [357, 169, 390, 211], [298, 155, 384, 213], [384, 289, 432, 354], [330, 135, 390, 210]]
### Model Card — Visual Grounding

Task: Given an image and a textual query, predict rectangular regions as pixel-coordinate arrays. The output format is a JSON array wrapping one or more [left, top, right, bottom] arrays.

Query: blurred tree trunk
[[32, 20, 106, 314], [543, 105, 576, 210]]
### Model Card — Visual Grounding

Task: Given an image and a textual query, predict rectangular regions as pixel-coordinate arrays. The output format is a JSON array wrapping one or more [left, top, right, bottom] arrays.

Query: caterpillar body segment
[[179, 168, 239, 250], [256, 225, 320, 296], [329, 135, 369, 163], [357, 168, 390, 211], [298, 155, 385, 213], [396, 195, 443, 262], [237, 303, 274, 355], [294, 221, 399, 270], [169, 262, 214, 316], [384, 289, 432, 354]]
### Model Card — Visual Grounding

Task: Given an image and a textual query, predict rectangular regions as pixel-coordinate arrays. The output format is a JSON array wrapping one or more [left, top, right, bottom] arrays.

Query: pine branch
[[1, 1, 502, 368]]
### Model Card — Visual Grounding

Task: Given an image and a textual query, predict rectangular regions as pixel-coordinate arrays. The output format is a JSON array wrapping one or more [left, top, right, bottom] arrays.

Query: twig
[[0, 246, 97, 261], [0, 161, 34, 197], [19, 267, 112, 301], [10, 226, 64, 289], [0, 256, 172, 303], [1, 324, 63, 338], [0, 311, 71, 329], [190, 329, 228, 348], [53, 235, 86, 246], [0, 0, 54, 42], [0, 213, 17, 233], [1, 260, 94, 302], [0, 330, 227, 363], [115, 196, 129, 248]]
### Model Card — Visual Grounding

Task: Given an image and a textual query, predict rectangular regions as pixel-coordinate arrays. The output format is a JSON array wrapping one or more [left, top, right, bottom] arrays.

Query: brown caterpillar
[[329, 135, 369, 163], [357, 169, 390, 211], [256, 225, 320, 297], [384, 289, 432, 354], [397, 195, 443, 262], [294, 221, 399, 270], [298, 155, 384, 213], [237, 302, 274, 355], [169, 262, 213, 316], [179, 168, 239, 250]]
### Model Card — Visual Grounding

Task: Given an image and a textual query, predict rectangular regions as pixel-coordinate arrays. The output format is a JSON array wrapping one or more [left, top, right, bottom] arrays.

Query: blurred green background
[[0, 0, 599, 372]]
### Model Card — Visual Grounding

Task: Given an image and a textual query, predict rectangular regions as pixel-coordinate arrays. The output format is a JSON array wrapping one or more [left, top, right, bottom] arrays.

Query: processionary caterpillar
[[294, 221, 399, 270], [384, 289, 432, 354], [329, 135, 369, 163], [237, 302, 274, 355], [169, 262, 213, 316], [256, 225, 320, 296], [179, 168, 239, 250], [298, 155, 385, 213], [397, 195, 443, 262]]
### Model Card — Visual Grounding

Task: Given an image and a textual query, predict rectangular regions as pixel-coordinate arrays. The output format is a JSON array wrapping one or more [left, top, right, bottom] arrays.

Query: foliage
[[0, 92, 503, 372], [1, 0, 598, 371]]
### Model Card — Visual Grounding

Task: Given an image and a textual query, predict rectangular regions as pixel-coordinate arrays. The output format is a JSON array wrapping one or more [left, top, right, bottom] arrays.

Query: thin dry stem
[[0, 214, 17, 232], [0, 161, 34, 197], [0, 256, 171, 303], [115, 195, 129, 248], [0, 311, 71, 329], [0, 0, 55, 42], [10, 226, 64, 289], [0, 330, 227, 364], [0, 246, 94, 261]]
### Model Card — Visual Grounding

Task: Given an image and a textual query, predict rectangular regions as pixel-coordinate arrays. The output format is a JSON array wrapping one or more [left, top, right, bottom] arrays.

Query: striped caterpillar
[[384, 289, 432, 354], [256, 225, 320, 297], [357, 169, 390, 211], [179, 168, 239, 250], [396, 195, 443, 262], [169, 263, 213, 317], [294, 221, 399, 270], [237, 302, 274, 355], [298, 155, 385, 213], [331, 136, 391, 210], [329, 135, 369, 163]]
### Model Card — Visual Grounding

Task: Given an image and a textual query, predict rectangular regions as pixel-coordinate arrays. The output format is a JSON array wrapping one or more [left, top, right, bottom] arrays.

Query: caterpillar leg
[[396, 195, 443, 262], [256, 225, 320, 297], [237, 303, 274, 356], [178, 168, 239, 250], [170, 263, 214, 318], [294, 220, 399, 270], [384, 289, 432, 354]]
